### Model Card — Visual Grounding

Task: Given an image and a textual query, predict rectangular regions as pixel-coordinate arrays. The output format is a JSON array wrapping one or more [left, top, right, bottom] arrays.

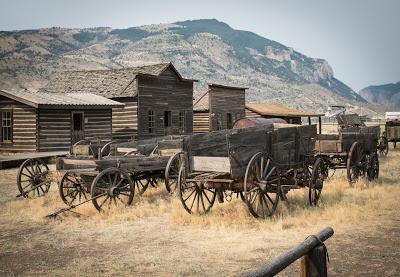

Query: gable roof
[[0, 89, 124, 109], [246, 103, 324, 117], [39, 63, 196, 98]]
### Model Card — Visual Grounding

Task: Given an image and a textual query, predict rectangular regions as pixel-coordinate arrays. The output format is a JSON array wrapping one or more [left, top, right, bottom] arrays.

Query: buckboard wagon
[[16, 136, 185, 215], [314, 125, 380, 184], [176, 123, 324, 219]]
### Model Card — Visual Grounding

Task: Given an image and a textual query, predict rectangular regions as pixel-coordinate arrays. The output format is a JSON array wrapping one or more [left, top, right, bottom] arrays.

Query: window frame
[[178, 111, 185, 133], [1, 109, 13, 143], [148, 110, 155, 133]]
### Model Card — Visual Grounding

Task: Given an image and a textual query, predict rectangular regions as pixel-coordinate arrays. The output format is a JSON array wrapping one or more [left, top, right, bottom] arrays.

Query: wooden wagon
[[384, 119, 400, 149], [16, 136, 185, 214], [176, 123, 324, 219], [315, 125, 380, 184]]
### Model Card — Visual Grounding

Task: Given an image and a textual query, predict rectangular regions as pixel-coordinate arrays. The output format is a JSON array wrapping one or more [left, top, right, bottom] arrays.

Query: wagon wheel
[[59, 172, 90, 206], [165, 152, 184, 193], [367, 153, 379, 181], [91, 168, 134, 212], [17, 158, 51, 198], [243, 152, 280, 219], [347, 141, 366, 185], [177, 164, 216, 215], [378, 136, 389, 156], [132, 178, 148, 195], [309, 158, 324, 206]]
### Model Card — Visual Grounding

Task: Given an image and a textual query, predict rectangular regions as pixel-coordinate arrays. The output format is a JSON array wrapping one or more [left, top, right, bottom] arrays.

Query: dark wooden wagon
[[16, 136, 185, 213], [315, 114, 380, 184], [384, 119, 400, 149], [176, 123, 323, 219]]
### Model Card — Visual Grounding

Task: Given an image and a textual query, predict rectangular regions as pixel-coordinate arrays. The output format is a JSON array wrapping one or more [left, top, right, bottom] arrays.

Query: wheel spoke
[[189, 192, 197, 211], [183, 188, 196, 202]]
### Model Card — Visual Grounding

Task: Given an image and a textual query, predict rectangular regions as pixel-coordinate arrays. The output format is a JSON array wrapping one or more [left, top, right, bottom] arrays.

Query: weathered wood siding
[[0, 96, 38, 152], [111, 97, 138, 140], [38, 110, 71, 151], [193, 111, 210, 133], [137, 68, 193, 139], [209, 86, 245, 131], [38, 109, 112, 152]]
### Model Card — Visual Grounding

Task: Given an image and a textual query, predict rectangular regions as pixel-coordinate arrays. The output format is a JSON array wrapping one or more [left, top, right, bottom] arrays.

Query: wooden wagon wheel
[[243, 152, 280, 219], [59, 172, 89, 206], [378, 136, 389, 156], [177, 164, 216, 215], [367, 153, 379, 181], [309, 158, 324, 206], [132, 178, 149, 195], [17, 158, 51, 198], [347, 141, 366, 185], [165, 152, 184, 193], [90, 168, 134, 212]]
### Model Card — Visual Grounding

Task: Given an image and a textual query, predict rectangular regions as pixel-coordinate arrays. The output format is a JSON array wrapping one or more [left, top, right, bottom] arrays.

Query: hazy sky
[[0, 0, 399, 91]]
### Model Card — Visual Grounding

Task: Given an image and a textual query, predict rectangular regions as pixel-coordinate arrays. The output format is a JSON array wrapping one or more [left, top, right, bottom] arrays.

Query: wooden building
[[40, 63, 196, 140], [193, 84, 247, 133], [0, 89, 123, 153], [245, 103, 325, 133]]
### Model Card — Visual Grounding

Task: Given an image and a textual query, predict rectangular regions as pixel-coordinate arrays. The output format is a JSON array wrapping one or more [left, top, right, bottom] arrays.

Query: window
[[216, 113, 222, 130], [1, 111, 12, 142], [178, 111, 185, 132], [226, 113, 233, 129], [148, 110, 155, 133]]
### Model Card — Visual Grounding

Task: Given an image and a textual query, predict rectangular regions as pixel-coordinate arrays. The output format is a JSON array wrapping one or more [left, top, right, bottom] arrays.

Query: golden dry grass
[[0, 143, 399, 276]]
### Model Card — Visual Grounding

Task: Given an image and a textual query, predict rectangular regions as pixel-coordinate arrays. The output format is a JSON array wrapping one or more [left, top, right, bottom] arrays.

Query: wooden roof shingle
[[246, 103, 324, 117], [0, 89, 124, 109], [40, 63, 196, 98]]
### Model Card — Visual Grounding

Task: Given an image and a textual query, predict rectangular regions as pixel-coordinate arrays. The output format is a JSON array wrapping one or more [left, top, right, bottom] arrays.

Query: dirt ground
[[0, 149, 399, 276]]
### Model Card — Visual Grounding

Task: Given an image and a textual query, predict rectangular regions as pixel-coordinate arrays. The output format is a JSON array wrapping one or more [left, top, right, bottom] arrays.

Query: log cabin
[[0, 89, 123, 153], [40, 63, 196, 140], [193, 84, 247, 133], [245, 103, 325, 133]]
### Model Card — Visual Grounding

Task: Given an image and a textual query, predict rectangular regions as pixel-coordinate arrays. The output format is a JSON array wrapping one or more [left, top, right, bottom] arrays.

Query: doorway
[[71, 112, 85, 144], [164, 111, 172, 135]]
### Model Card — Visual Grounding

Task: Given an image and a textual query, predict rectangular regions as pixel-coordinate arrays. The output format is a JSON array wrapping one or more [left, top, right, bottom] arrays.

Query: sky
[[0, 0, 399, 91]]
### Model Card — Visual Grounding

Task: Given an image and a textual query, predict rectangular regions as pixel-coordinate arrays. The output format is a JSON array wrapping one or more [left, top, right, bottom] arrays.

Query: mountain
[[0, 19, 376, 113], [359, 82, 400, 110]]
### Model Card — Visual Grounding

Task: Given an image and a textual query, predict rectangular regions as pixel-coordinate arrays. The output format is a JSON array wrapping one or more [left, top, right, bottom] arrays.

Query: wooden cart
[[315, 125, 380, 184], [176, 124, 323, 219], [385, 119, 400, 149], [16, 136, 185, 214]]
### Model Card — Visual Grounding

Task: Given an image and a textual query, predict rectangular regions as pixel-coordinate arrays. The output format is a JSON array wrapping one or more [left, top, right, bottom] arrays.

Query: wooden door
[[71, 111, 85, 144], [164, 111, 172, 135]]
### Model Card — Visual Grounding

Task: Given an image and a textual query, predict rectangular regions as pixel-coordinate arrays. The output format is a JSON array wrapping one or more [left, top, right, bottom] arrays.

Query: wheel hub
[[109, 186, 119, 197]]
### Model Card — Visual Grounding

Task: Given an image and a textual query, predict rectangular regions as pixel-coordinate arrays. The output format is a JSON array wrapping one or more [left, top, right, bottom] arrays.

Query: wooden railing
[[244, 227, 334, 277]]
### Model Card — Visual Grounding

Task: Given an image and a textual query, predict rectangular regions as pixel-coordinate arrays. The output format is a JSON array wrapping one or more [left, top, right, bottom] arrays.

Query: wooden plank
[[191, 156, 231, 173]]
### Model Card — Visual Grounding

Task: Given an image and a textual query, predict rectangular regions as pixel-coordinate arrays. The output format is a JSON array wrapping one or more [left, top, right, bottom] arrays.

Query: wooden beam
[[318, 116, 322, 134], [244, 227, 334, 277]]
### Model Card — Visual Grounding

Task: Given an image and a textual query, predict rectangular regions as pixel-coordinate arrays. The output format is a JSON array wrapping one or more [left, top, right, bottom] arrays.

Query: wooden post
[[308, 117, 311, 126], [318, 116, 322, 134], [300, 245, 328, 277], [244, 227, 334, 277]]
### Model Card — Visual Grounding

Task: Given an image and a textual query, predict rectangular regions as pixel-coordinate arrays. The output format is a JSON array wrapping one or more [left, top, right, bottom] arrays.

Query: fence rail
[[244, 227, 334, 277]]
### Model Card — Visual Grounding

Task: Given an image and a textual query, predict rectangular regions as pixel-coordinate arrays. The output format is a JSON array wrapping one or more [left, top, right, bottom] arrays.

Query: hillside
[[0, 19, 377, 113], [359, 82, 400, 110]]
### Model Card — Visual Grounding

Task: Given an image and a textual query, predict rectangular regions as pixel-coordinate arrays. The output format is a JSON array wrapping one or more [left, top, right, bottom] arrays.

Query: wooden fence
[[244, 227, 334, 277]]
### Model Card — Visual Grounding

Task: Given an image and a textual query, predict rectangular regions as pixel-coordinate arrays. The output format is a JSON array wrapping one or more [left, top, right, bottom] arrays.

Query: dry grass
[[0, 146, 399, 276]]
